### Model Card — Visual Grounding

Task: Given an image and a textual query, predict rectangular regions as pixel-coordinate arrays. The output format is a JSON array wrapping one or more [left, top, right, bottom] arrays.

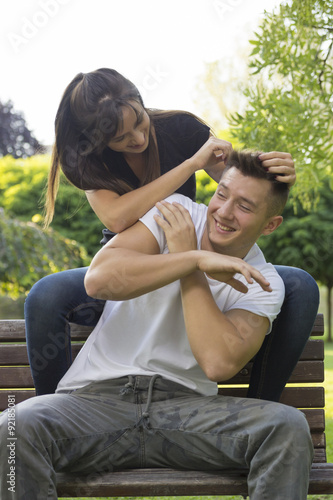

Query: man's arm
[[180, 271, 269, 381], [84, 200, 272, 302], [154, 200, 274, 382], [84, 221, 200, 300]]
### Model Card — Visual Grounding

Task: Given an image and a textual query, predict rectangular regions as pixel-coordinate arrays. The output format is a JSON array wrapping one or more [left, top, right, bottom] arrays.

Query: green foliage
[[0, 155, 105, 257], [229, 0, 333, 210], [258, 179, 333, 340], [0, 209, 89, 298], [258, 179, 333, 286], [195, 170, 218, 205]]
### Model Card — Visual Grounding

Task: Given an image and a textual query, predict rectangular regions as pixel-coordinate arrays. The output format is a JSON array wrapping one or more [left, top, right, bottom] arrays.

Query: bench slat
[[0, 341, 324, 366], [0, 360, 325, 389], [56, 462, 333, 497], [224, 359, 324, 384], [219, 386, 325, 408], [0, 387, 326, 410], [0, 344, 82, 365], [0, 315, 324, 340], [0, 320, 94, 342]]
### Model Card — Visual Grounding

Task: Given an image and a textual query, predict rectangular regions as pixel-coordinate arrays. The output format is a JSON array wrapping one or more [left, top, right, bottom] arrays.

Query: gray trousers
[[0, 375, 313, 500]]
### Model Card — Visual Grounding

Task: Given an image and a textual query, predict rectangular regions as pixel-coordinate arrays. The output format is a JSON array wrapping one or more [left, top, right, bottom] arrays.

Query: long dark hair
[[44, 68, 208, 227]]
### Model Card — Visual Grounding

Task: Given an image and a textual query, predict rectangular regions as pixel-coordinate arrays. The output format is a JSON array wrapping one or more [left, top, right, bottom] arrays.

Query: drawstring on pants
[[141, 374, 160, 424], [120, 375, 160, 428]]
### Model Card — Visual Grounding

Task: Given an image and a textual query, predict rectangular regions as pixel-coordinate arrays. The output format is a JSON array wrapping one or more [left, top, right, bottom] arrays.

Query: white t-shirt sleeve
[[211, 265, 284, 334], [139, 194, 199, 253]]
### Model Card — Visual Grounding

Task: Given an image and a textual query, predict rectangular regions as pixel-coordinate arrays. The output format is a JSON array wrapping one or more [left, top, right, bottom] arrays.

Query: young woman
[[25, 68, 319, 399]]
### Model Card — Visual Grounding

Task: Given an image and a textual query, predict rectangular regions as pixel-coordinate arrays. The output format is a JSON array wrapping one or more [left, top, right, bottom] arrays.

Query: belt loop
[[119, 375, 135, 395]]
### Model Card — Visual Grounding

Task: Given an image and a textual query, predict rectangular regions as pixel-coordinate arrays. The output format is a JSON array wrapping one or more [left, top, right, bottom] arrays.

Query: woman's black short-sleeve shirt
[[101, 113, 210, 243]]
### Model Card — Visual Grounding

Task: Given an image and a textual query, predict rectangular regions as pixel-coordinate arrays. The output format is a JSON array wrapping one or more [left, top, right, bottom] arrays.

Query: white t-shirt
[[57, 194, 285, 396]]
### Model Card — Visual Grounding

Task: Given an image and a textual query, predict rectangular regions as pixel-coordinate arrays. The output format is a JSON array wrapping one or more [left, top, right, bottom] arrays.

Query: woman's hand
[[154, 200, 197, 253], [258, 151, 296, 186], [191, 136, 233, 173]]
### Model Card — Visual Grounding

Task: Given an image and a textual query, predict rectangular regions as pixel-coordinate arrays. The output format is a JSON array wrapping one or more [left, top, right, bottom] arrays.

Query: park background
[[0, 0, 332, 498]]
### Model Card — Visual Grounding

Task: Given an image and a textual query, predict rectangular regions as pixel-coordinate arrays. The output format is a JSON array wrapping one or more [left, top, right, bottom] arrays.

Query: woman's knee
[[274, 266, 319, 303], [25, 268, 88, 313]]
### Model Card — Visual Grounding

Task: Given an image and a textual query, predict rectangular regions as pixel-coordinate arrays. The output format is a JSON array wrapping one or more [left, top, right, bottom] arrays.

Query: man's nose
[[217, 200, 234, 219]]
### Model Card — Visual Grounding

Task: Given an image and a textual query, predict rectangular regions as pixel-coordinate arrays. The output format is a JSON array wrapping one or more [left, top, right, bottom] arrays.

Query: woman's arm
[[86, 136, 230, 233]]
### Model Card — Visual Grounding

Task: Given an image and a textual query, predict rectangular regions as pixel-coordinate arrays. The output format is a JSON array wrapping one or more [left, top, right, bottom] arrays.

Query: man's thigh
[[146, 393, 305, 470], [11, 388, 140, 473]]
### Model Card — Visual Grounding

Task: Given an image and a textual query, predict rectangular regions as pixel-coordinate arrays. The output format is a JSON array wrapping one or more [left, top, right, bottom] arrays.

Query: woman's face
[[107, 101, 150, 154]]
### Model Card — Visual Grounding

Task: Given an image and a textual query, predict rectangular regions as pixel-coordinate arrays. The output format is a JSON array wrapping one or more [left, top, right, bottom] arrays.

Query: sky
[[1, 0, 282, 146]]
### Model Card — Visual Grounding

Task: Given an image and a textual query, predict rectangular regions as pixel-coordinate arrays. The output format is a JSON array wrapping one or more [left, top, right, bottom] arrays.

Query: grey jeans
[[0, 375, 313, 500]]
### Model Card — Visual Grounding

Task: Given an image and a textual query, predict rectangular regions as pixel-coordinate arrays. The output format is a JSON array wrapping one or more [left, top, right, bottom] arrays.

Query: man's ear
[[261, 215, 283, 236]]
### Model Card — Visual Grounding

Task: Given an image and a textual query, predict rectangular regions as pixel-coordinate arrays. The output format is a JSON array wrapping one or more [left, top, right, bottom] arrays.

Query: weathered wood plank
[[223, 360, 324, 385], [56, 462, 333, 497], [0, 314, 324, 340], [0, 344, 82, 365], [218, 386, 325, 408]]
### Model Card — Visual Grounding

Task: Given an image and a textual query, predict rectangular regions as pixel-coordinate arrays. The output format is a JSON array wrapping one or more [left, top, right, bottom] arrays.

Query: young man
[[0, 151, 313, 500]]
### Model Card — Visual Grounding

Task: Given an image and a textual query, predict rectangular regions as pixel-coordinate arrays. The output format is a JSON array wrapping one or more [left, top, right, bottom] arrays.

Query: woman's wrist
[[184, 157, 200, 175]]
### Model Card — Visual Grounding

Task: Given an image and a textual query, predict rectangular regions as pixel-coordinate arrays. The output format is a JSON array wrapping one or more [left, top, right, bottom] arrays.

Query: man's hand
[[154, 200, 197, 253], [197, 252, 273, 294], [258, 151, 296, 186]]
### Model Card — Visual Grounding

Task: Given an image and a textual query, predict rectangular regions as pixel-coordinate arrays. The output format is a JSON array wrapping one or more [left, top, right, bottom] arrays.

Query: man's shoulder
[[139, 194, 207, 252], [163, 194, 208, 221]]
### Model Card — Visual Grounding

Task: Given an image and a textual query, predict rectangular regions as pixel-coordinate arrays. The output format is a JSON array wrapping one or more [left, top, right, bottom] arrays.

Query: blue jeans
[[0, 376, 313, 499], [25, 266, 319, 399]]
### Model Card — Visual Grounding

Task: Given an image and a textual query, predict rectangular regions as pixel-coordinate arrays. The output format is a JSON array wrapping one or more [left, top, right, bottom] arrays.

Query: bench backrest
[[0, 315, 326, 463]]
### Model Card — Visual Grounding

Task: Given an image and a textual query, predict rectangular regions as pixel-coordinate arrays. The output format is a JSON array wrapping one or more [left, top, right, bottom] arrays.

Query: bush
[[0, 155, 105, 257], [0, 209, 89, 297]]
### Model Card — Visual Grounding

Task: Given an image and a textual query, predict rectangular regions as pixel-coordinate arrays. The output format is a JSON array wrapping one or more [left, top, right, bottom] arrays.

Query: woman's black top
[[100, 113, 210, 244]]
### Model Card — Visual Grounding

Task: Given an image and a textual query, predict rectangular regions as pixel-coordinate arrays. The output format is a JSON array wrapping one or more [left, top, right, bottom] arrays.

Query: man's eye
[[217, 192, 226, 199], [240, 205, 251, 212]]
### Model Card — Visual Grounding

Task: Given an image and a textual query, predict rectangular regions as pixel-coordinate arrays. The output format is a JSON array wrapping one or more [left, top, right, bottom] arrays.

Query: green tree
[[258, 181, 333, 341], [0, 100, 41, 158], [0, 155, 104, 257], [0, 210, 89, 298], [229, 0, 333, 209]]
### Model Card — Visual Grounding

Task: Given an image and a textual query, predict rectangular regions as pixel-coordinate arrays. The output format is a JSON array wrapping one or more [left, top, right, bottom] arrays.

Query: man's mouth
[[216, 222, 235, 232]]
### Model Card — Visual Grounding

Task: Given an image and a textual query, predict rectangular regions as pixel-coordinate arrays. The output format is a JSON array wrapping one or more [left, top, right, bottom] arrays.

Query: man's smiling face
[[202, 167, 278, 259]]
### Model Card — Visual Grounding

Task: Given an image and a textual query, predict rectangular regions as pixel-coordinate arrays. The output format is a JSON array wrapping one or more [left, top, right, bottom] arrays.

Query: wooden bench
[[1, 314, 332, 497]]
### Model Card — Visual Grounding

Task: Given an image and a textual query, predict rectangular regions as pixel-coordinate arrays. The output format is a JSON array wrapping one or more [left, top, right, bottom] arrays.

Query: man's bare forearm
[[84, 247, 202, 300]]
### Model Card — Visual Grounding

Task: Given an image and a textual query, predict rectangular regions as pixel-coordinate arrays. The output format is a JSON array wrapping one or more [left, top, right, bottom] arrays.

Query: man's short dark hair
[[222, 150, 289, 217]]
